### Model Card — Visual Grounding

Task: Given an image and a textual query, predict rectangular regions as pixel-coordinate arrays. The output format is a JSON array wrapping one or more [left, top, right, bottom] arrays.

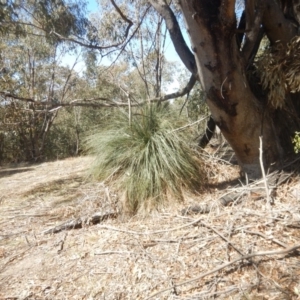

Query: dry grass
[[0, 154, 300, 299]]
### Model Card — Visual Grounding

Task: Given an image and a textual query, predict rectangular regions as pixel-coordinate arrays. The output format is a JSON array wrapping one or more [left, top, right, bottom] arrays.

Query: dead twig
[[146, 243, 300, 299], [200, 221, 244, 256], [94, 251, 133, 255], [259, 136, 272, 206], [244, 230, 288, 249], [96, 217, 202, 235]]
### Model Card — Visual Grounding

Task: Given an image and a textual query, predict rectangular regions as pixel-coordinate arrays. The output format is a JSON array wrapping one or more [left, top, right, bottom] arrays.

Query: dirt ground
[[0, 155, 300, 299]]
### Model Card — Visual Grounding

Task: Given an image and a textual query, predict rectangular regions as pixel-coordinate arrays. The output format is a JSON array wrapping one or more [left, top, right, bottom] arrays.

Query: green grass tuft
[[86, 104, 205, 213]]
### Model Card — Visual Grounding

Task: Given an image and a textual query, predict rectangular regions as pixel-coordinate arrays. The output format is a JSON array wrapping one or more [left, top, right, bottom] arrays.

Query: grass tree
[[86, 104, 206, 213]]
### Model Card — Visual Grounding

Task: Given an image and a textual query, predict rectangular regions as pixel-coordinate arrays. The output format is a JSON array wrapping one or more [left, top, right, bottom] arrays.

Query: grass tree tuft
[[86, 104, 206, 214]]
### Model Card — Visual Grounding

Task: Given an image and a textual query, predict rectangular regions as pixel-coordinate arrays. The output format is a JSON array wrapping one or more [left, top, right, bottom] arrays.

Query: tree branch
[[149, 0, 197, 74], [1, 75, 196, 109], [198, 116, 216, 148], [110, 0, 133, 28], [51, 31, 130, 51], [12, 1, 134, 51], [242, 2, 265, 68], [262, 0, 297, 45], [0, 92, 35, 103], [245, 0, 255, 29], [153, 73, 197, 103]]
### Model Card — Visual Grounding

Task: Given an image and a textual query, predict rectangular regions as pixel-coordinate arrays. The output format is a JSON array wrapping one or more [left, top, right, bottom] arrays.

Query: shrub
[[86, 104, 206, 214]]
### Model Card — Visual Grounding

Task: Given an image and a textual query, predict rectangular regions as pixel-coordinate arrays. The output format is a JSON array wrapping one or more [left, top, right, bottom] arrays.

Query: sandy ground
[[0, 155, 300, 299]]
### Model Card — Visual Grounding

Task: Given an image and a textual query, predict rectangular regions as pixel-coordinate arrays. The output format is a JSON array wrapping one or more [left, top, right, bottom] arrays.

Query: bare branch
[[110, 0, 133, 27], [1, 74, 196, 111], [9, 1, 134, 52], [149, 0, 197, 74], [52, 101, 129, 109], [99, 6, 151, 69], [0, 92, 35, 103], [0, 92, 114, 104], [61, 53, 82, 102], [51, 31, 125, 50], [198, 116, 216, 148], [151, 73, 197, 103]]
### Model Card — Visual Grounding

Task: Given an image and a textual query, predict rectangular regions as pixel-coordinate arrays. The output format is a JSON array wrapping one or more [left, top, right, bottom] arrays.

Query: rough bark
[[176, 1, 279, 178], [150, 0, 300, 178]]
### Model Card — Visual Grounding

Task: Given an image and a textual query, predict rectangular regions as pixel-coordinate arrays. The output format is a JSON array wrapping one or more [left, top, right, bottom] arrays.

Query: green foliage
[[35, 0, 89, 44], [86, 104, 205, 214], [292, 131, 300, 154], [0, 0, 89, 44]]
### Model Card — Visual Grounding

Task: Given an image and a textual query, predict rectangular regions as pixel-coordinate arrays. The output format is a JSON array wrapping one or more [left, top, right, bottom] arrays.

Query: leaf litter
[[0, 153, 300, 299]]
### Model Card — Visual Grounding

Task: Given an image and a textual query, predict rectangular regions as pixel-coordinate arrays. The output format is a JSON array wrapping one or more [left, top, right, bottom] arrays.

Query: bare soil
[[0, 155, 300, 299]]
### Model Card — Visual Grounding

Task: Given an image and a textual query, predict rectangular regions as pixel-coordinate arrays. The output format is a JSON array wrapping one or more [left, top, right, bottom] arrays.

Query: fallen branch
[[94, 251, 133, 255], [181, 170, 293, 215], [43, 210, 118, 234], [96, 217, 202, 235], [181, 190, 242, 215], [43, 212, 203, 235], [146, 243, 300, 299]]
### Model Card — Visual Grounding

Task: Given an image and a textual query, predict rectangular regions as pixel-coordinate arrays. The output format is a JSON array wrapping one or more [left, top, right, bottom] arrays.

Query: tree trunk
[[149, 0, 300, 178], [177, 0, 298, 178]]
